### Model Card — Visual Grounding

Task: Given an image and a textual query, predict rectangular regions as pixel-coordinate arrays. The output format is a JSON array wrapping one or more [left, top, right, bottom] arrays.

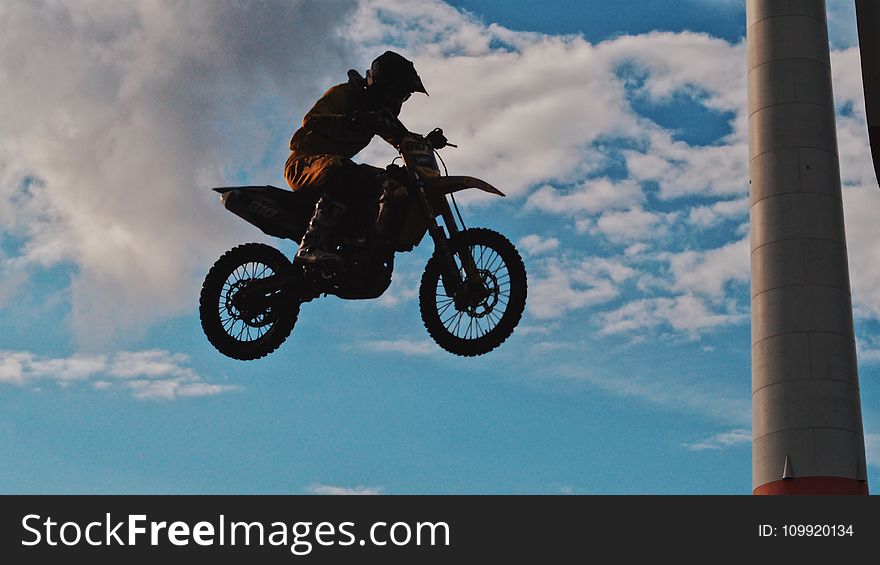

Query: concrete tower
[[748, 0, 868, 495]]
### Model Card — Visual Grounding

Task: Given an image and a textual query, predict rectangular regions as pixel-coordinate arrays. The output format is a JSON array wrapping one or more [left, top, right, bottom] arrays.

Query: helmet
[[366, 51, 427, 104]]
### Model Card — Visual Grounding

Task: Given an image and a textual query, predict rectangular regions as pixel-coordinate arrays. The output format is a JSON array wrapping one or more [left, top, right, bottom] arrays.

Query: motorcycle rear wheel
[[200, 243, 299, 360], [419, 228, 527, 356]]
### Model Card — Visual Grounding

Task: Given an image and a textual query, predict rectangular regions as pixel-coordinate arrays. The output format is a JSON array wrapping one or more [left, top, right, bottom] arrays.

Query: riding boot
[[295, 195, 348, 267]]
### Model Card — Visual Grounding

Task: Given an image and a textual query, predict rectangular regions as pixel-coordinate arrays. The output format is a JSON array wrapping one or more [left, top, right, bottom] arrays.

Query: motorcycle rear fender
[[212, 185, 313, 241]]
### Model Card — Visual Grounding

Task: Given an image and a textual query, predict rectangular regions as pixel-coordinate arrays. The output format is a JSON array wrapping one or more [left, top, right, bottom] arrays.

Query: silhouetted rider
[[285, 51, 428, 267]]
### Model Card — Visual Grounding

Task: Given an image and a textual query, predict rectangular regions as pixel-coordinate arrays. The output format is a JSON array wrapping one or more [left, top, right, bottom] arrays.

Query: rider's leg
[[289, 157, 380, 267], [296, 190, 349, 266]]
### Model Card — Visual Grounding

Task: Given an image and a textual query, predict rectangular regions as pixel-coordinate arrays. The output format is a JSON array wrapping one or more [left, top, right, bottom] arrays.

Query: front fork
[[412, 181, 484, 305]]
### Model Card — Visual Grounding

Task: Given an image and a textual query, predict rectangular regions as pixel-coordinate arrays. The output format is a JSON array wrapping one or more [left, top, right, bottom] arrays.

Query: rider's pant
[[285, 153, 383, 205]]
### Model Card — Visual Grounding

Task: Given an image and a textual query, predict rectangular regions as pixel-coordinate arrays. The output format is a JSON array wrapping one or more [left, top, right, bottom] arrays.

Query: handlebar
[[369, 109, 457, 150]]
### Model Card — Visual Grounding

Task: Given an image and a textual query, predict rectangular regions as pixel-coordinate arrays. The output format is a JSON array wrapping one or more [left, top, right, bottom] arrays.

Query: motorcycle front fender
[[393, 176, 505, 253], [422, 176, 505, 198]]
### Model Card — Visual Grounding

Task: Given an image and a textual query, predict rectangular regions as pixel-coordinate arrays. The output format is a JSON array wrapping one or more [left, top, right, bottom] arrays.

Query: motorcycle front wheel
[[199, 243, 299, 361], [419, 228, 527, 357]]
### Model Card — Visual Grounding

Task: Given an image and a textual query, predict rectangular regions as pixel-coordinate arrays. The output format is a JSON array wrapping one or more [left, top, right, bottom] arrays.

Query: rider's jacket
[[289, 82, 373, 159], [285, 76, 402, 195]]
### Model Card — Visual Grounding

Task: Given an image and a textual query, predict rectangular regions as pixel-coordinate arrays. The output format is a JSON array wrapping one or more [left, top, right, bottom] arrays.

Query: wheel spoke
[[437, 300, 455, 317], [451, 312, 465, 336], [487, 309, 502, 327], [475, 247, 488, 270], [213, 257, 286, 342], [484, 251, 502, 273], [476, 317, 484, 337], [476, 245, 486, 270], [442, 309, 460, 327], [418, 233, 524, 355]]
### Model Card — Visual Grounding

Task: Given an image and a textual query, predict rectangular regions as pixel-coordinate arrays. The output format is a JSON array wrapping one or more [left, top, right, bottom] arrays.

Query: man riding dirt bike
[[199, 52, 527, 360], [286, 51, 427, 269]]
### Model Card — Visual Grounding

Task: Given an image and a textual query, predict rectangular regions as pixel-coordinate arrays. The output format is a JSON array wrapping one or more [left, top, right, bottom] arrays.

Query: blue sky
[[1, 0, 877, 494]]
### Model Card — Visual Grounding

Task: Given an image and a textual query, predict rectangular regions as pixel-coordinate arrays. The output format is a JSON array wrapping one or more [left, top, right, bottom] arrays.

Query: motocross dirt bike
[[199, 111, 527, 360]]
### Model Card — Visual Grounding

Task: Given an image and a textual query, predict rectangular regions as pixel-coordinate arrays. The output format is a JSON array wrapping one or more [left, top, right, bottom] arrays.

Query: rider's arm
[[301, 85, 362, 139]]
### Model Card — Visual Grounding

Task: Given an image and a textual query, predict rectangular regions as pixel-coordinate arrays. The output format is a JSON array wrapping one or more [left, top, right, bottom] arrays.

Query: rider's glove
[[425, 128, 448, 149]]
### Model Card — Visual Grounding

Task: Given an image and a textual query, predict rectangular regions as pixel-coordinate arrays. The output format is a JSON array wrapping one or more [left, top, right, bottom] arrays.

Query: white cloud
[[517, 234, 559, 257], [356, 339, 438, 356], [827, 47, 880, 328], [866, 434, 880, 469], [624, 243, 650, 257], [351, 5, 749, 210], [601, 31, 746, 113], [514, 323, 559, 336], [0, 349, 235, 399], [605, 32, 749, 201], [832, 47, 868, 121], [4, 0, 878, 351], [624, 133, 748, 201], [667, 238, 749, 298], [856, 336, 880, 364], [0, 1, 358, 347], [599, 294, 745, 337], [557, 364, 750, 425], [28, 355, 108, 383], [379, 43, 640, 198], [526, 178, 644, 216], [306, 483, 383, 495], [841, 183, 880, 324], [590, 207, 674, 243], [525, 237, 748, 336], [0, 267, 27, 309], [345, 0, 498, 57], [684, 429, 751, 451], [687, 197, 748, 227], [528, 341, 577, 355], [0, 352, 30, 385], [106, 350, 196, 379], [529, 257, 637, 319]]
